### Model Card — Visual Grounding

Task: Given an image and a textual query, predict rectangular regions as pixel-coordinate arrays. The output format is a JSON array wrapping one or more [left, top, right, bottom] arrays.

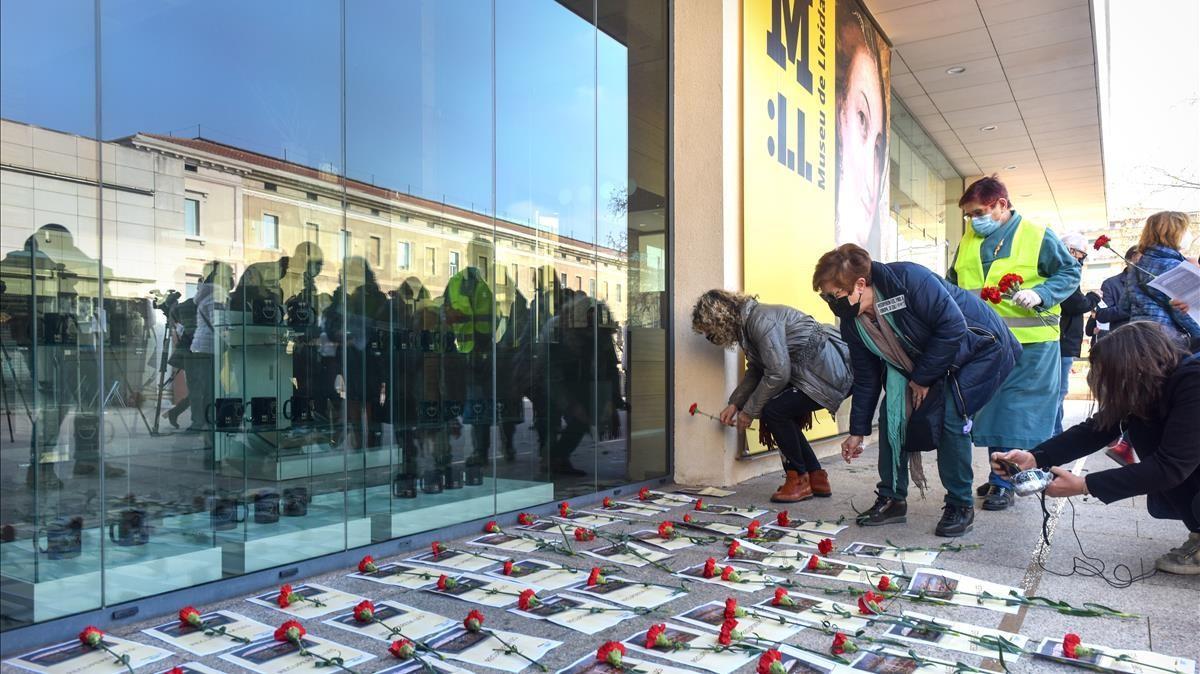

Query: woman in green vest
[[948, 175, 1081, 512]]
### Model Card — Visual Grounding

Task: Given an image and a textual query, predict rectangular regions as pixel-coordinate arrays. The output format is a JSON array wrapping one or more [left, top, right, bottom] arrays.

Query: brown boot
[[771, 470, 813, 503], [809, 469, 832, 497]]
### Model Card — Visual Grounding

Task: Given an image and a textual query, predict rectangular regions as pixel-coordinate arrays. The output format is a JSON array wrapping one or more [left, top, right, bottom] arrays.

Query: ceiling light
[[1019, 193, 1032, 198], [946, 66, 967, 75], [980, 125, 998, 132], [1005, 164, 1018, 170]]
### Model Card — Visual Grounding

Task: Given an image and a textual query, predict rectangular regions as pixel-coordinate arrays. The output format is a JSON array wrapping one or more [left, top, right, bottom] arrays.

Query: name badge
[[876, 295, 907, 315]]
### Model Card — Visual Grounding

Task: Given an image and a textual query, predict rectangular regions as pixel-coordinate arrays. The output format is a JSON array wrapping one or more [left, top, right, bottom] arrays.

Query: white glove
[[1012, 289, 1043, 309]]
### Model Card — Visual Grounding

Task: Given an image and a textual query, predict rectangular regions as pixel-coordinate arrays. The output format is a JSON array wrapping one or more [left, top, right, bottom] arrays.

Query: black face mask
[[824, 293, 861, 320]]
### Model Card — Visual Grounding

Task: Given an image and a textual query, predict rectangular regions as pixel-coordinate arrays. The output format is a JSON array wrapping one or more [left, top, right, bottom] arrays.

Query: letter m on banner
[[766, 0, 814, 93]]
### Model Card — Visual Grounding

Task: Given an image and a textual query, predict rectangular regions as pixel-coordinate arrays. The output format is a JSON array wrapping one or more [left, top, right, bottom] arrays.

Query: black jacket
[[1058, 287, 1100, 358], [1093, 271, 1131, 331], [842, 261, 1022, 442], [1031, 355, 1200, 506]]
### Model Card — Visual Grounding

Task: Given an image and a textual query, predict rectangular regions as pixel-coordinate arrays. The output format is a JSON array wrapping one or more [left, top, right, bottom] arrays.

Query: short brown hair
[[812, 244, 873, 292], [958, 174, 1010, 209], [1137, 211, 1189, 253], [1087, 321, 1188, 429]]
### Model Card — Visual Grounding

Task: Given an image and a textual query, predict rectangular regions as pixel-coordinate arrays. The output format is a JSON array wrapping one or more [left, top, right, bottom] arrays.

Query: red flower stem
[[369, 619, 444, 659], [99, 644, 135, 674], [483, 629, 547, 672], [291, 636, 358, 674], [691, 408, 759, 431], [199, 622, 251, 644]]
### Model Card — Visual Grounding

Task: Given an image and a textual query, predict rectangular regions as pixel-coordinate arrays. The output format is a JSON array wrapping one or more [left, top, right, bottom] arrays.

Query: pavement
[[4, 400, 1198, 673]]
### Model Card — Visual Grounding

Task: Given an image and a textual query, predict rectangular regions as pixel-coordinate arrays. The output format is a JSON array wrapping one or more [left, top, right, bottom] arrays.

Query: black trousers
[[760, 387, 823, 474]]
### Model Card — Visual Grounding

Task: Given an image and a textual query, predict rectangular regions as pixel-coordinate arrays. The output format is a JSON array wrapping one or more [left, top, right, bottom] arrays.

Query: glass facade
[[888, 99, 962, 273], [0, 0, 669, 630]]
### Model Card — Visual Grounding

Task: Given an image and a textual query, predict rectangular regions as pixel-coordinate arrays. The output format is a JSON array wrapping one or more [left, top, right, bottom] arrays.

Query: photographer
[[992, 321, 1200, 575]]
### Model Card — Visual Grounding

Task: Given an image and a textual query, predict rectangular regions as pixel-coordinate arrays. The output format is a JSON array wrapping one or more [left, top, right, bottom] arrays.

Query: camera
[[151, 289, 181, 318], [1002, 461, 1055, 497]]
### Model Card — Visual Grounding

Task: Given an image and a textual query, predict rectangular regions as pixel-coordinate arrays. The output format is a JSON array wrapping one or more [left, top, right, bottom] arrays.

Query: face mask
[[971, 214, 1000, 236], [825, 293, 861, 320]]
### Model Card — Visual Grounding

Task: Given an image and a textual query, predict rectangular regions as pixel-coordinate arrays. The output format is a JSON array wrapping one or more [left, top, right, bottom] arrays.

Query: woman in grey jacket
[[692, 290, 853, 502]]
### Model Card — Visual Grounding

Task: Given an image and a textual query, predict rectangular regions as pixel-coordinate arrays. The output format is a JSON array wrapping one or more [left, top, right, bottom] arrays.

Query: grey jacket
[[728, 300, 853, 417]]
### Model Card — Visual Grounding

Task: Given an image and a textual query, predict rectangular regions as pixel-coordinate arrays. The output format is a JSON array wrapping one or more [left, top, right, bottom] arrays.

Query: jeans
[[760, 387, 824, 474], [1053, 356, 1074, 435], [876, 379, 974, 506]]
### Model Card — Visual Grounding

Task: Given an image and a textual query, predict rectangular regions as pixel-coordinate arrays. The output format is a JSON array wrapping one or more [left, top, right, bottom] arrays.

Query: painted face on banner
[[836, 47, 885, 249]]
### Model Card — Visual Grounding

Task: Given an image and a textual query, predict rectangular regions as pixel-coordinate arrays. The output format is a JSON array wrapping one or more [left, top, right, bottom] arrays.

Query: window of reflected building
[[0, 0, 669, 632], [888, 98, 962, 274]]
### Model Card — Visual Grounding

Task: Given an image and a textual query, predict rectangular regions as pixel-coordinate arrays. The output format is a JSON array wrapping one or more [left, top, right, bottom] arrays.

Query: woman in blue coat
[[813, 244, 1021, 537]]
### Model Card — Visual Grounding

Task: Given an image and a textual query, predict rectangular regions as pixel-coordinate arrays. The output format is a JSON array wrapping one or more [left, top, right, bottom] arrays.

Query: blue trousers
[[876, 380, 974, 507], [1053, 356, 1074, 435]]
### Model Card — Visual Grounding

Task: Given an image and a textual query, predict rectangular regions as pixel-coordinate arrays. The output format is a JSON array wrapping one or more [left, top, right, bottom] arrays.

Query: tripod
[[151, 317, 174, 436], [0, 333, 35, 443]]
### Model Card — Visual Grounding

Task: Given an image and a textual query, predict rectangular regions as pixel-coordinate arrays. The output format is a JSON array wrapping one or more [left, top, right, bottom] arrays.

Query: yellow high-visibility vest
[[954, 218, 1060, 344], [447, 270, 493, 353]]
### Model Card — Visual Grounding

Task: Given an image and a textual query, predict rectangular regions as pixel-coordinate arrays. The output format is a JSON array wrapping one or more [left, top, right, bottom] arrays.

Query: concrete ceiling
[[866, 0, 1107, 232]]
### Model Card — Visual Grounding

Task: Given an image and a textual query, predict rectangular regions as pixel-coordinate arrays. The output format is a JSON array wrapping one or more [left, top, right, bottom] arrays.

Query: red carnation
[[1062, 633, 1094, 659], [806, 555, 828, 571], [431, 541, 446, 558], [688, 403, 699, 416], [645, 624, 671, 649], [718, 618, 738, 646], [817, 538, 834, 555], [518, 589, 539, 610], [658, 521, 675, 539], [747, 520, 761, 538], [463, 609, 485, 632], [559, 501, 571, 517], [772, 587, 795, 607], [728, 540, 742, 558], [638, 487, 651, 501], [1093, 235, 1111, 251], [776, 510, 790, 527], [484, 520, 501, 534], [502, 560, 517, 576], [179, 606, 203, 629], [757, 649, 786, 674], [353, 600, 375, 623], [517, 512, 536, 525], [877, 575, 891, 591], [694, 499, 705, 511], [389, 639, 415, 659], [437, 574, 457, 591], [831, 632, 858, 655], [703, 557, 718, 578], [574, 527, 595, 542], [602, 496, 614, 508], [597, 641, 627, 668], [277, 584, 295, 608], [357, 555, 378, 574], [274, 619, 305, 643], [857, 590, 884, 615], [721, 565, 740, 582], [588, 567, 605, 586], [724, 597, 745, 620], [79, 626, 104, 648], [683, 513, 694, 523]]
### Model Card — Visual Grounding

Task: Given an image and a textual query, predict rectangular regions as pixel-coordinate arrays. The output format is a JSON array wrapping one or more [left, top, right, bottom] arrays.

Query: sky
[[1097, 0, 1200, 219], [0, 0, 632, 245]]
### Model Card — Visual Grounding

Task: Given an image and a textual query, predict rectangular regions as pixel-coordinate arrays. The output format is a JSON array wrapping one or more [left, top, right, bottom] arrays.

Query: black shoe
[[935, 504, 974, 537], [975, 482, 992, 497], [981, 484, 1014, 511], [856, 494, 907, 526]]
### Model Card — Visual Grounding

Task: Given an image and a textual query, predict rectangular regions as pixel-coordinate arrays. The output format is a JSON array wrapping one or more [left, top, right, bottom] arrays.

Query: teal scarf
[[854, 313, 910, 491]]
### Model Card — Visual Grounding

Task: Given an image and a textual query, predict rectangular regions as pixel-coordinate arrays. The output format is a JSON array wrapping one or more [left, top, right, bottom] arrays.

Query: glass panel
[[185, 198, 200, 237], [95, 0, 345, 603], [597, 0, 670, 488], [1, 1, 103, 629]]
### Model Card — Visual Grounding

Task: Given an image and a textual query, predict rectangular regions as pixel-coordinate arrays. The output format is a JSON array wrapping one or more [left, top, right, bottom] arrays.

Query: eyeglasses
[[819, 290, 849, 304], [1070, 249, 1088, 261]]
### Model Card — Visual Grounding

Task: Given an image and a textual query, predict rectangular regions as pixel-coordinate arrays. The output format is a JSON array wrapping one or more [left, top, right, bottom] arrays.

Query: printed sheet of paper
[[509, 592, 637, 635], [777, 645, 847, 673], [571, 576, 685, 610], [794, 554, 892, 587], [742, 527, 821, 547], [753, 592, 869, 633], [692, 504, 766, 519], [1035, 638, 1197, 674], [623, 623, 755, 674], [421, 573, 529, 608], [849, 648, 991, 674], [152, 663, 227, 674], [676, 519, 745, 537], [556, 653, 700, 674], [843, 541, 938, 565], [375, 659, 473, 674], [582, 541, 673, 568], [324, 600, 455, 643], [405, 547, 504, 572], [553, 511, 627, 528], [766, 518, 847, 536], [672, 486, 735, 498], [726, 539, 817, 570], [424, 625, 560, 674], [646, 491, 697, 505], [886, 611, 1029, 661], [674, 562, 782, 592], [467, 532, 548, 554], [674, 601, 803, 643], [1148, 261, 1200, 324], [219, 635, 373, 674], [516, 519, 565, 535], [246, 583, 366, 619], [630, 529, 696, 551], [348, 561, 446, 589], [6, 636, 173, 674], [482, 559, 588, 591], [142, 610, 273, 656], [903, 568, 1022, 615], [601, 501, 669, 516]]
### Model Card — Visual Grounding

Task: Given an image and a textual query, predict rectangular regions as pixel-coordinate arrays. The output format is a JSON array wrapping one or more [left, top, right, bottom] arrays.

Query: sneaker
[[1155, 533, 1200, 575], [935, 504, 974, 537], [981, 484, 1015, 511], [1105, 438, 1136, 466], [856, 494, 907, 526]]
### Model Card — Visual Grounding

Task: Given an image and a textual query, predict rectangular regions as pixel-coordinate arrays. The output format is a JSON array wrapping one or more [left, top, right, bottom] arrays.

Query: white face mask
[[1180, 230, 1196, 253]]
